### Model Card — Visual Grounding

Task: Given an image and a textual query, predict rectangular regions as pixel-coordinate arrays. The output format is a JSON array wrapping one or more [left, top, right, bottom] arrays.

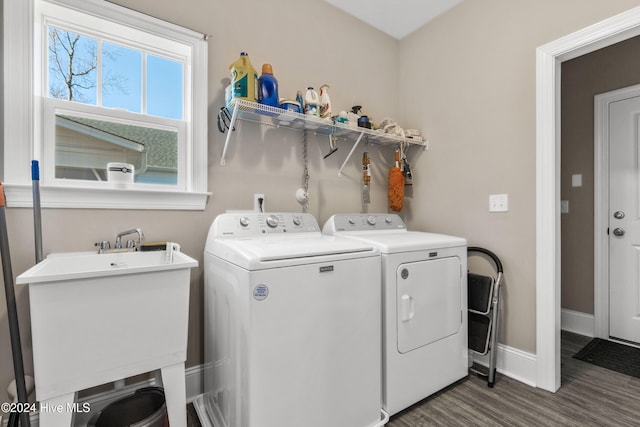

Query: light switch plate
[[571, 174, 582, 187], [561, 200, 569, 214], [489, 194, 508, 212]]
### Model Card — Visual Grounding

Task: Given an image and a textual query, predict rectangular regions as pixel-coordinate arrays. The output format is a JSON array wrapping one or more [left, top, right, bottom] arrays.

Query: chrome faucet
[[115, 228, 144, 250]]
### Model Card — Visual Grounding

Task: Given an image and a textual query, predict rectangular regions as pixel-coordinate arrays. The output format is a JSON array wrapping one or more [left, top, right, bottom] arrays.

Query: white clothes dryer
[[195, 212, 387, 427], [323, 214, 468, 416]]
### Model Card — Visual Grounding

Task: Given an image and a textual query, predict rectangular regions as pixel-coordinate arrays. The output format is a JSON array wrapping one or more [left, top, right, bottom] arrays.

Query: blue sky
[[49, 27, 183, 120]]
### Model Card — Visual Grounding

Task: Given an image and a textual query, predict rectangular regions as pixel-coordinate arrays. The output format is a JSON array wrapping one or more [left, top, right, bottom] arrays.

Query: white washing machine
[[323, 214, 468, 416], [195, 212, 387, 427]]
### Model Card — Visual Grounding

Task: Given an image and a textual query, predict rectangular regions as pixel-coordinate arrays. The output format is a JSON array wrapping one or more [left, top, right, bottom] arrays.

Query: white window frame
[[3, 0, 209, 210]]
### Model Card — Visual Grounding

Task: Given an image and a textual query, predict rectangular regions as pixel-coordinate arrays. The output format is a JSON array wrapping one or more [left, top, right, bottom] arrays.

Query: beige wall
[[398, 0, 640, 353], [0, 0, 400, 403], [3, 0, 640, 403], [561, 35, 640, 314]]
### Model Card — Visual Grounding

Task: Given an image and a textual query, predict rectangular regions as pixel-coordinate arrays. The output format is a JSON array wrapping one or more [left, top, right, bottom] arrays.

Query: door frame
[[536, 6, 640, 392], [593, 84, 640, 340]]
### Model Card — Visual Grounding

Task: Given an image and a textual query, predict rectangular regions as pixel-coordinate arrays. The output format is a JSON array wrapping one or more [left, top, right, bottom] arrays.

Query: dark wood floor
[[189, 332, 640, 426], [388, 331, 640, 426]]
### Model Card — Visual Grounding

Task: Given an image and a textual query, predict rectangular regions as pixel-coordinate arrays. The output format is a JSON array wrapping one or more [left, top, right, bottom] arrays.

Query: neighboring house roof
[[58, 114, 178, 169]]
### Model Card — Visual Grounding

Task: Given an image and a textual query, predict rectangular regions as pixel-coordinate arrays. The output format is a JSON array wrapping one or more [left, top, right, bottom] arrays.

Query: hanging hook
[[323, 134, 339, 159], [217, 106, 235, 133], [401, 141, 413, 185]]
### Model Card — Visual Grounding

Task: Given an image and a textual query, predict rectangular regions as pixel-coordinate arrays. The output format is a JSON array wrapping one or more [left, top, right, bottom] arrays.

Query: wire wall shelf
[[219, 99, 428, 174]]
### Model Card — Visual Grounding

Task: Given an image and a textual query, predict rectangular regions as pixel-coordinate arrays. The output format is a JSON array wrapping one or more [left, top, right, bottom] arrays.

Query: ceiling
[[323, 0, 463, 40], [325, 0, 462, 40]]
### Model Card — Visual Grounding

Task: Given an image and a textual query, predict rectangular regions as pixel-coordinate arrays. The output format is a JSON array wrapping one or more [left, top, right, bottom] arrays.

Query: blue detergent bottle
[[258, 64, 279, 107]]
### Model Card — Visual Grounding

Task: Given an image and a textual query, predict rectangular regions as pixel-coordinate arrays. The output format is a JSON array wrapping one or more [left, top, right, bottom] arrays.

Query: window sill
[[2, 184, 210, 210]]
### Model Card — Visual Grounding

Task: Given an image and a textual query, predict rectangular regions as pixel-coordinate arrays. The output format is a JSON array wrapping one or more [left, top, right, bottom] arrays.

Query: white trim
[[536, 6, 640, 393], [44, 0, 204, 43], [536, 43, 561, 393], [185, 364, 204, 403], [593, 84, 640, 340], [3, 0, 34, 185], [3, 184, 209, 210], [472, 344, 537, 388], [594, 90, 611, 340], [561, 309, 595, 337]]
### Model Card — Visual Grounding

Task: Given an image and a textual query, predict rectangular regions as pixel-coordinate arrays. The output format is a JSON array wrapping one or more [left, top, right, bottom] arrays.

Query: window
[[3, 0, 208, 209], [46, 102, 183, 186]]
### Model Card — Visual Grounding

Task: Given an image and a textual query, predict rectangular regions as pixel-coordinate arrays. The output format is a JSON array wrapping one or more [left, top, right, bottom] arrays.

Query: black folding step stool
[[467, 247, 503, 388]]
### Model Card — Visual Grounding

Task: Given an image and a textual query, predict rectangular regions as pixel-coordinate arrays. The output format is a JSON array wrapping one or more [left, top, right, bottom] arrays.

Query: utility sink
[[17, 250, 198, 427], [17, 250, 197, 283]]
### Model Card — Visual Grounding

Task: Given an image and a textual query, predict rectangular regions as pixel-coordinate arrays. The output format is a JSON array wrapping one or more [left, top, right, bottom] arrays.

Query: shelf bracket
[[220, 105, 239, 166], [338, 131, 365, 177]]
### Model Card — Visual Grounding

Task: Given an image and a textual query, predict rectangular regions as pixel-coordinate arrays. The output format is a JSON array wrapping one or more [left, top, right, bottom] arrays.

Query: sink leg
[[161, 362, 187, 427], [38, 392, 76, 427]]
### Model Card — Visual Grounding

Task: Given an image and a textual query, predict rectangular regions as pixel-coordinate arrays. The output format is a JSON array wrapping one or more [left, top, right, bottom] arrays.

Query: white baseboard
[[561, 308, 594, 337], [471, 310, 594, 389], [472, 343, 537, 387], [185, 364, 204, 402]]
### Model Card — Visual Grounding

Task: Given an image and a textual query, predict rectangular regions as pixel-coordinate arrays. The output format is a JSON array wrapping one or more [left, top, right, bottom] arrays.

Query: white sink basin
[[16, 249, 198, 427], [16, 250, 197, 284]]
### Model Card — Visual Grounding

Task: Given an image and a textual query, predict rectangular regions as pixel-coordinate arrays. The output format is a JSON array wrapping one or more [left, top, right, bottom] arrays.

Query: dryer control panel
[[211, 212, 320, 237], [323, 214, 407, 232]]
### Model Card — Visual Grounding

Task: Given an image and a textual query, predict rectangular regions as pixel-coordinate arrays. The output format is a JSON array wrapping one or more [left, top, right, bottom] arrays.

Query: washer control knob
[[348, 217, 356, 225], [367, 216, 377, 226], [385, 217, 392, 224], [266, 215, 279, 228], [239, 217, 250, 227], [292, 217, 301, 226]]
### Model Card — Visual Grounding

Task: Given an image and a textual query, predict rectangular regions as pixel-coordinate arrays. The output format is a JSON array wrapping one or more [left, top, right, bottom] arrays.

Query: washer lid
[[332, 231, 467, 254], [208, 235, 378, 269]]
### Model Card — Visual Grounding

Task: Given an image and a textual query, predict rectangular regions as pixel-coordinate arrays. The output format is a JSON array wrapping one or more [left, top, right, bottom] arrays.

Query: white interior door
[[609, 95, 640, 344]]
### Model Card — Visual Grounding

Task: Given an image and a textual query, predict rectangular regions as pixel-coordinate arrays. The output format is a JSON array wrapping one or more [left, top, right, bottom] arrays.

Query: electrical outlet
[[489, 194, 508, 212], [254, 193, 265, 212]]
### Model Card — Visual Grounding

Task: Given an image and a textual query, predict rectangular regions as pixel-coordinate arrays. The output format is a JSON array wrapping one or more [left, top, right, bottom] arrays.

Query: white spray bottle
[[304, 87, 319, 116], [319, 84, 332, 119]]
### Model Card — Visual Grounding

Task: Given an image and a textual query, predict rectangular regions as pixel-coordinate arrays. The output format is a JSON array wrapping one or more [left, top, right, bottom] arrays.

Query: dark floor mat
[[573, 338, 640, 379]]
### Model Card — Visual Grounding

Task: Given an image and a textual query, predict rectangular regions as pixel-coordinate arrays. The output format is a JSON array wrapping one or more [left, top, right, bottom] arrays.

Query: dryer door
[[397, 256, 462, 353]]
